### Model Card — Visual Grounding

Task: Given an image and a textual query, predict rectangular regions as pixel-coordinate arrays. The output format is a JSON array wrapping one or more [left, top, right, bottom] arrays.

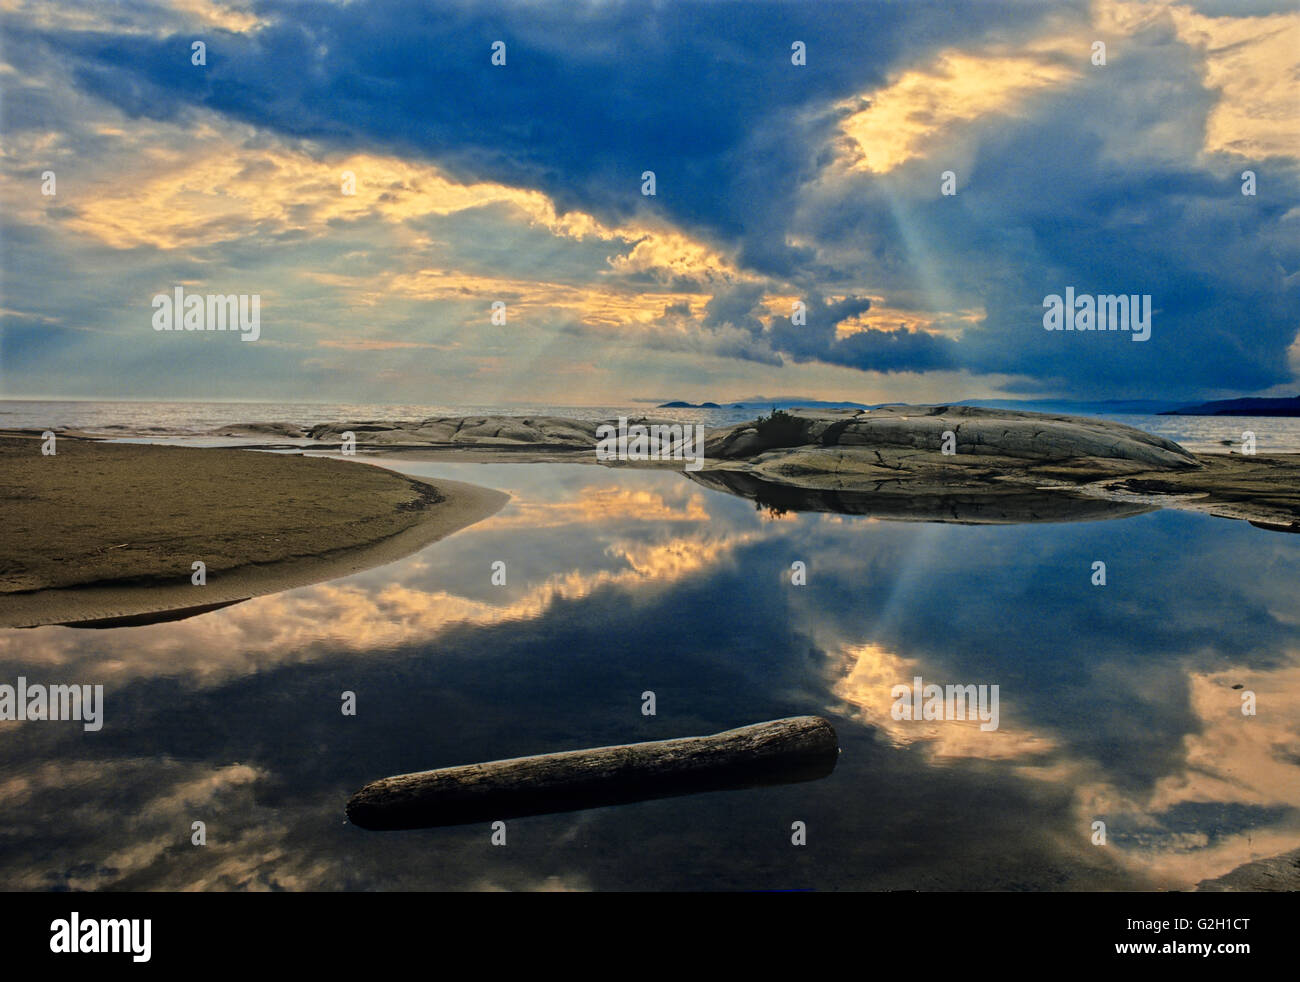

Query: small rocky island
[[214, 405, 1300, 531]]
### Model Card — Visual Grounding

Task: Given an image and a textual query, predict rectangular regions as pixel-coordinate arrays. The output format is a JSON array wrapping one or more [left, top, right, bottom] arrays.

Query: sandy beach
[[0, 433, 508, 628]]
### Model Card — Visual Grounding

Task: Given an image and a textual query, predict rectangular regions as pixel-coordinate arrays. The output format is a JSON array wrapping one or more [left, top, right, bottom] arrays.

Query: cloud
[[836, 46, 1080, 174], [2, 0, 1297, 400], [766, 294, 961, 373]]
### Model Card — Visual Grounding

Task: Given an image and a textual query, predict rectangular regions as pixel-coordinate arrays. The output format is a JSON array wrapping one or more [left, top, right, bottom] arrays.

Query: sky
[[0, 0, 1297, 406]]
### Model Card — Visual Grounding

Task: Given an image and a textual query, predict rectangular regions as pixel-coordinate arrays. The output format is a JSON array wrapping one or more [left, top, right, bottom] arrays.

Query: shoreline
[[0, 434, 508, 629], [20, 400, 1300, 530], [212, 407, 1300, 531]]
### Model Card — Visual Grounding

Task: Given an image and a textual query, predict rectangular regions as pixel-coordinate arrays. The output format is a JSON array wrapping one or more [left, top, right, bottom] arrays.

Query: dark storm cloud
[[26, 1, 1057, 233], [3, 0, 1297, 397], [766, 294, 961, 373]]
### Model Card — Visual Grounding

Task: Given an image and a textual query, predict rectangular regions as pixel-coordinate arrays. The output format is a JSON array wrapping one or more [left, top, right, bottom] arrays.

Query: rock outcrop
[[1197, 847, 1300, 891], [706, 406, 1199, 471], [292, 406, 1199, 473], [203, 406, 1300, 530], [306, 416, 609, 448]]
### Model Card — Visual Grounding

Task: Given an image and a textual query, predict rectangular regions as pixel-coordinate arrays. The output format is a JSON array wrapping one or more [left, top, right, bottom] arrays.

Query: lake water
[[2, 404, 1299, 890]]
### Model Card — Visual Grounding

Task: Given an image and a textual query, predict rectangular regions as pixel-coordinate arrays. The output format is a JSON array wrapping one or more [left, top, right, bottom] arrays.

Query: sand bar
[[0, 433, 508, 628]]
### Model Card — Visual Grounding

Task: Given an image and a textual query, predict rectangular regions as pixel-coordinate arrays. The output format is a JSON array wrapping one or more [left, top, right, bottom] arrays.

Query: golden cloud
[[1167, 2, 1300, 159], [837, 47, 1078, 174]]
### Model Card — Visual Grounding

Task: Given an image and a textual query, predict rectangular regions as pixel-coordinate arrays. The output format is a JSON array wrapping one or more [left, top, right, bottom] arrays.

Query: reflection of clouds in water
[[824, 636, 1300, 889], [2, 464, 1299, 889], [0, 755, 595, 890], [1176, 666, 1300, 812], [776, 507, 1300, 888], [0, 759, 271, 890], [785, 511, 1300, 777], [0, 528, 767, 690], [476, 484, 712, 529], [1074, 662, 1300, 888], [830, 641, 1058, 761]]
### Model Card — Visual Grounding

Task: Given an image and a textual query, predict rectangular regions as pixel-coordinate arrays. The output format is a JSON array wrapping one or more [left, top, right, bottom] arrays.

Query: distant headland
[[1162, 395, 1300, 417]]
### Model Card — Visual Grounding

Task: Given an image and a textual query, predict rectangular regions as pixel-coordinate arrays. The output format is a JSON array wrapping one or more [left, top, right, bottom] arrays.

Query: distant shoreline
[[1160, 395, 1300, 417]]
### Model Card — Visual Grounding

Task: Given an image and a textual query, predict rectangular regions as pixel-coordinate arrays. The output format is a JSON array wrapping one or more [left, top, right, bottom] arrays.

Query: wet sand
[[0, 433, 508, 628]]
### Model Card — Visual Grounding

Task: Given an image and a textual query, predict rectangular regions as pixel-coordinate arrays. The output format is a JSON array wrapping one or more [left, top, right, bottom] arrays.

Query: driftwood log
[[347, 716, 839, 830]]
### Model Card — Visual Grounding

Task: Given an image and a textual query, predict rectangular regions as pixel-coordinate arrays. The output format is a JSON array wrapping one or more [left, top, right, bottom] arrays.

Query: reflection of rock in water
[[347, 717, 839, 831], [1249, 520, 1300, 534], [685, 469, 1156, 525]]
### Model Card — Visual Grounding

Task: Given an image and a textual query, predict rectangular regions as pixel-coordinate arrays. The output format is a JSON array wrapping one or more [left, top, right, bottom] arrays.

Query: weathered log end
[[347, 715, 839, 831]]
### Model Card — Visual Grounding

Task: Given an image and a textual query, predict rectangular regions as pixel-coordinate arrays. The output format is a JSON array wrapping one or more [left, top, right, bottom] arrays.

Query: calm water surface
[[2, 455, 1299, 890]]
